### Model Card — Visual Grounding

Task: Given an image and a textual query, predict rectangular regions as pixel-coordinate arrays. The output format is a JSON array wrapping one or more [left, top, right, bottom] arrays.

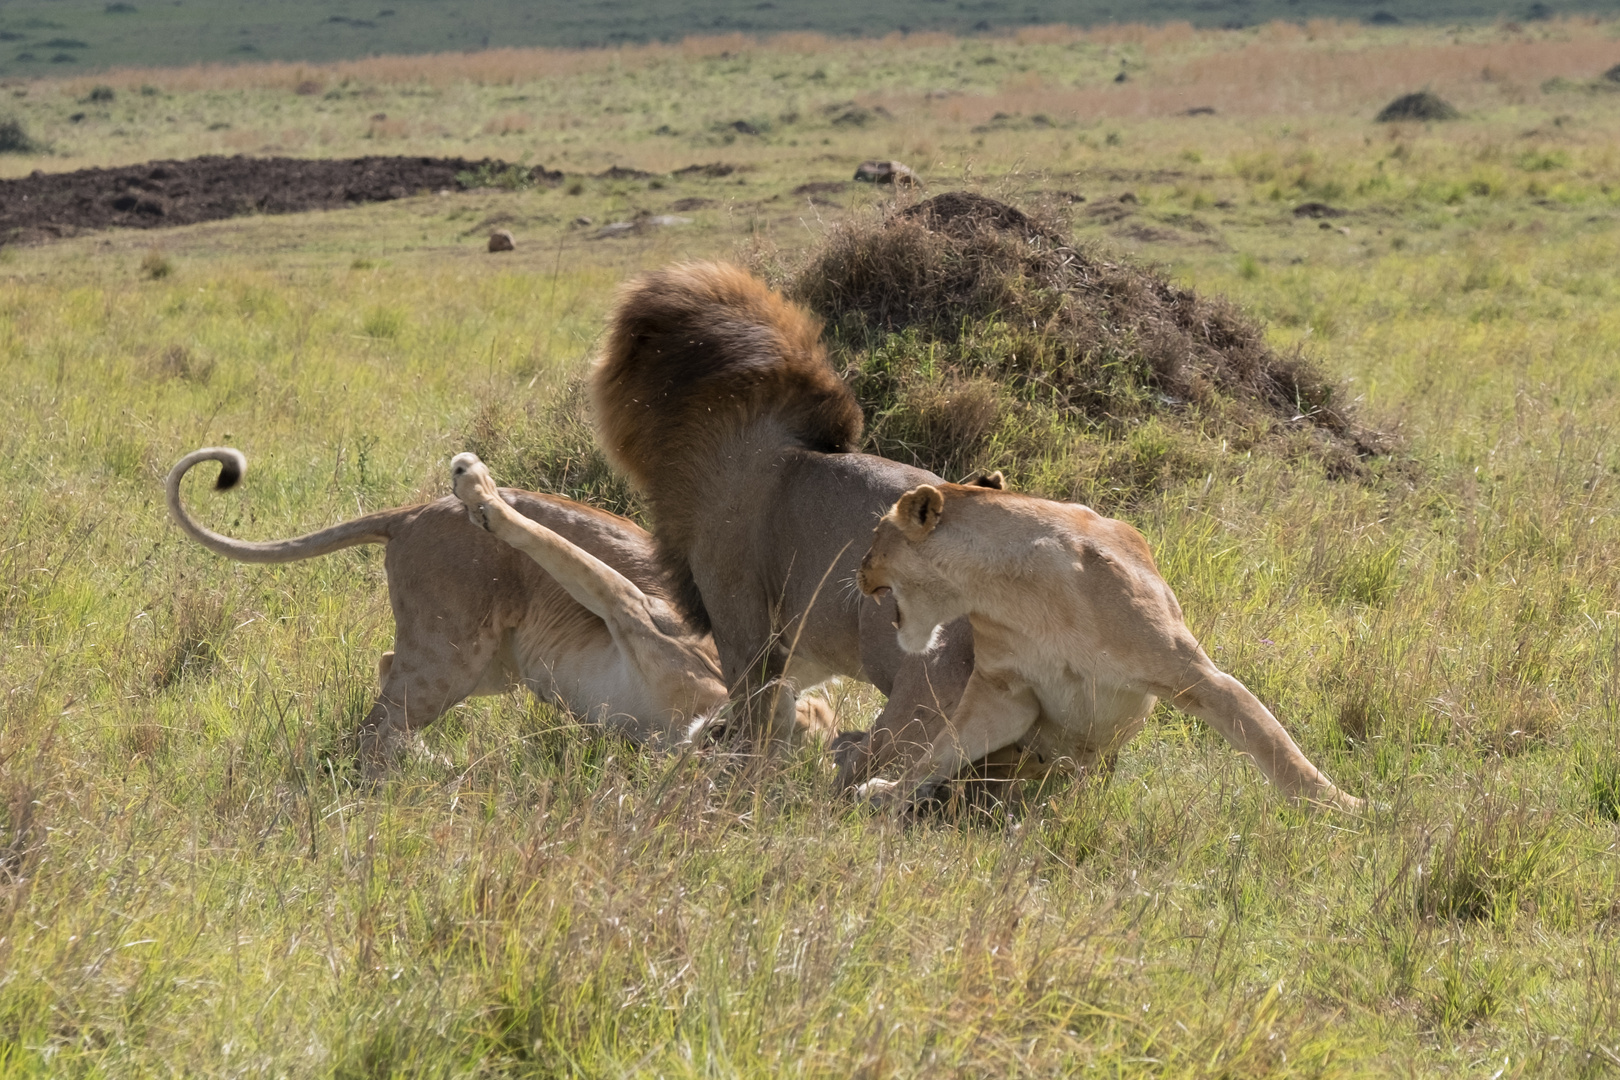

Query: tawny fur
[[856, 482, 1364, 813], [589, 262, 980, 767], [165, 447, 832, 773], [593, 261, 864, 631]]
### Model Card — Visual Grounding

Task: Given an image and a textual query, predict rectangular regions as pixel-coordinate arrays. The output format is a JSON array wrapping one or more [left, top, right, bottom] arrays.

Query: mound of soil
[[0, 154, 561, 244], [1375, 92, 1459, 122], [899, 190, 1052, 240], [789, 193, 1386, 500]]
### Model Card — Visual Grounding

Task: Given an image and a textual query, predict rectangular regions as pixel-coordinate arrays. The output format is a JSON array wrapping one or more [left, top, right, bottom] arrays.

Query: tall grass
[[2, 26, 1620, 1074]]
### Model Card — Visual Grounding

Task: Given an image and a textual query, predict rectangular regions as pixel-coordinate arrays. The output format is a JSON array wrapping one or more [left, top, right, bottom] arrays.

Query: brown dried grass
[[787, 192, 1384, 496]]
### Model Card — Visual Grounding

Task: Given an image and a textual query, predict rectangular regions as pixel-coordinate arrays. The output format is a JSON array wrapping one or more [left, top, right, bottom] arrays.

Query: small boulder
[[488, 229, 515, 252], [853, 159, 918, 186]]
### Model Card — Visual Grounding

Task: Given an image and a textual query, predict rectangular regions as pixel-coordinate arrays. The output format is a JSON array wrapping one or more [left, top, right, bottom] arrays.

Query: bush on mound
[[1375, 91, 1459, 122], [787, 192, 1386, 505]]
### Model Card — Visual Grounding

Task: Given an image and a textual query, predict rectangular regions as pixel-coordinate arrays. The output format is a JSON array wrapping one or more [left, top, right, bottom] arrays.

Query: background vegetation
[[2, 17, 1620, 1077], [0, 0, 1614, 78]]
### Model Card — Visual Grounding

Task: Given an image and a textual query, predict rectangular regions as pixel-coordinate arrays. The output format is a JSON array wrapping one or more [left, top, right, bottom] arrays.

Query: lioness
[[590, 261, 978, 774], [166, 447, 831, 771], [855, 482, 1364, 812]]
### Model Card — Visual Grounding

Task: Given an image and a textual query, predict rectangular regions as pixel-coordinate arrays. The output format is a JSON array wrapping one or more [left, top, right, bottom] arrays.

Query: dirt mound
[[1375, 91, 1459, 122], [788, 193, 1386, 502], [899, 190, 1052, 240], [0, 154, 559, 244]]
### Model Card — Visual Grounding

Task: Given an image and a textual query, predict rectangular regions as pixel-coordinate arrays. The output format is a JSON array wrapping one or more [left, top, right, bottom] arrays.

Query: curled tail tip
[[201, 447, 247, 490], [214, 463, 242, 490], [168, 446, 247, 492]]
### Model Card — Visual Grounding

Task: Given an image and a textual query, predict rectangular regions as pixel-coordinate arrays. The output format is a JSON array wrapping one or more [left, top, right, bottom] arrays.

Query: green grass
[[0, 0, 1616, 79], [4, 25, 1620, 1076]]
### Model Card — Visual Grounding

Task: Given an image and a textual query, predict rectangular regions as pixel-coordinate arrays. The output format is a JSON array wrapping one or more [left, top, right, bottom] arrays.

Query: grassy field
[[4, 20, 1620, 1078], [0, 0, 1616, 79]]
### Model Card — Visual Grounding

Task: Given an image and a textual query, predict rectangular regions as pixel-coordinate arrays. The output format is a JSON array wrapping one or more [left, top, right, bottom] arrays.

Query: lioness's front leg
[[864, 668, 1041, 809]]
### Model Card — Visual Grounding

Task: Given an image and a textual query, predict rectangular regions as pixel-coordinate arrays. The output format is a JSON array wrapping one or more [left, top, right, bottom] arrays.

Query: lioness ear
[[964, 469, 1004, 490], [894, 485, 944, 542]]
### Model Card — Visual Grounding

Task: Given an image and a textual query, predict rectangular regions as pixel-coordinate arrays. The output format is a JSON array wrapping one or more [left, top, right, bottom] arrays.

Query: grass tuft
[[139, 249, 173, 279]]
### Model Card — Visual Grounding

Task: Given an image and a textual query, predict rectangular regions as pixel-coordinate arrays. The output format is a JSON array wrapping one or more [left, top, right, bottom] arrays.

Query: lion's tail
[[166, 447, 403, 563], [590, 262, 863, 626]]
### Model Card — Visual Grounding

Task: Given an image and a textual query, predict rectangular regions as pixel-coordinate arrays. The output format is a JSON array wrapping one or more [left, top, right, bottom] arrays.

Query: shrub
[[0, 117, 39, 154], [786, 192, 1385, 504]]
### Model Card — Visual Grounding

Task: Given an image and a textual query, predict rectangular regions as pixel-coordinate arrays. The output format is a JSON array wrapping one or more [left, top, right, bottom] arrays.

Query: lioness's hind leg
[[377, 651, 394, 685], [1148, 645, 1361, 812], [356, 640, 491, 777]]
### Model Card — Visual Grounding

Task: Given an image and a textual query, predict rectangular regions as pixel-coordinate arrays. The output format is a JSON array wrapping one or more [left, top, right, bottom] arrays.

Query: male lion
[[855, 481, 1364, 812], [166, 447, 831, 771], [590, 261, 980, 774]]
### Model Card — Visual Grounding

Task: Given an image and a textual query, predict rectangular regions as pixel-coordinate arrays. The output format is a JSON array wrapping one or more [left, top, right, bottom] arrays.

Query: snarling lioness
[[856, 482, 1363, 812], [165, 447, 831, 772]]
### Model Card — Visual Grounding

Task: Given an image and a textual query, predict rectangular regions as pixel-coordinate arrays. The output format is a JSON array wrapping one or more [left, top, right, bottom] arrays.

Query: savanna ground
[[3, 19, 1620, 1078], [0, 0, 1614, 78]]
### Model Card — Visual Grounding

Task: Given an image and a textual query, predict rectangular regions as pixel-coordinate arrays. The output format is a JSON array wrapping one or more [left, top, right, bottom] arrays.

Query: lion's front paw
[[855, 777, 902, 810]]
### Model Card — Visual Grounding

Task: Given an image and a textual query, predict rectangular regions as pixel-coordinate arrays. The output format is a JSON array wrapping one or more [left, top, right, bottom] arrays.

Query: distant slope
[[0, 0, 1604, 77]]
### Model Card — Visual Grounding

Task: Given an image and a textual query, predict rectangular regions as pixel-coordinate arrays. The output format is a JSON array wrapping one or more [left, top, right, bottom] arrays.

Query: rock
[[571, 216, 593, 226], [488, 229, 515, 252], [853, 159, 917, 186]]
